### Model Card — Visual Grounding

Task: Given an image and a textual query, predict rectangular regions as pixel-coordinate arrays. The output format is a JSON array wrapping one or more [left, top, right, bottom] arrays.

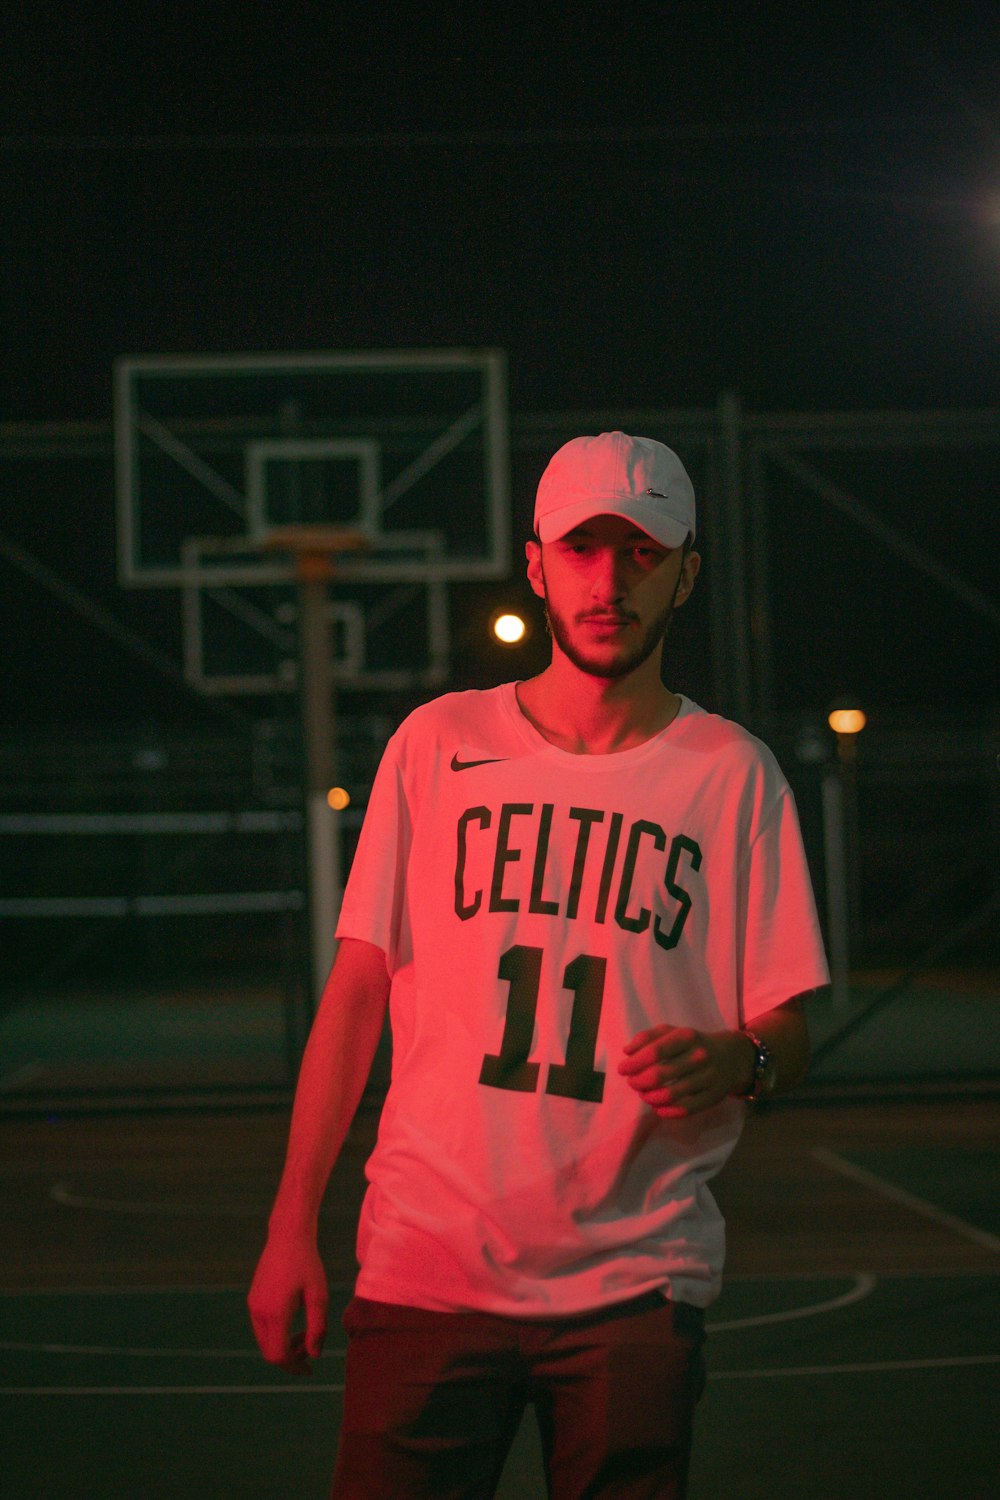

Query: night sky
[[2, 4, 999, 723], [5, 5, 999, 418]]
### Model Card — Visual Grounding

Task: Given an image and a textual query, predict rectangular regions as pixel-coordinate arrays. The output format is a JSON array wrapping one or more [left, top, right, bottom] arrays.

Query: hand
[[618, 1024, 752, 1117], [247, 1234, 329, 1375]]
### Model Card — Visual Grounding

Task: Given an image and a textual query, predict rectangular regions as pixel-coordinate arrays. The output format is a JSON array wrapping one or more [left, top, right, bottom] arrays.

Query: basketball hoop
[[262, 526, 369, 584]]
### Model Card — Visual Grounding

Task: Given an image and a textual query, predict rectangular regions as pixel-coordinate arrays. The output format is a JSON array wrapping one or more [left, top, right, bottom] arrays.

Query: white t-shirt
[[336, 684, 829, 1315]]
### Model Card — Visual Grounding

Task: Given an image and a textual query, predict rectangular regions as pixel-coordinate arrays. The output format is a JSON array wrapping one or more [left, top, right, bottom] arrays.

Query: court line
[[813, 1148, 1000, 1253], [0, 1384, 347, 1395], [0, 1271, 983, 1298], [0, 1282, 357, 1297], [49, 1181, 266, 1216], [710, 1353, 1000, 1381], [708, 1271, 876, 1331], [4, 1353, 998, 1396], [0, 1340, 339, 1358], [0, 1276, 877, 1355]]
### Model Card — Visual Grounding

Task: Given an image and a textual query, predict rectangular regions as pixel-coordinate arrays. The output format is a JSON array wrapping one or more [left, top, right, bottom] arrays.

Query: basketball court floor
[[2, 1095, 997, 1498]]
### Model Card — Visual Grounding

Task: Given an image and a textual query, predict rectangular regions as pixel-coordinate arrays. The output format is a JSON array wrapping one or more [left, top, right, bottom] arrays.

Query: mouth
[[580, 613, 634, 628]]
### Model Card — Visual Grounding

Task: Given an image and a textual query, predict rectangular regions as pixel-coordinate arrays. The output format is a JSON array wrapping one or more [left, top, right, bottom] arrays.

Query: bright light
[[492, 612, 527, 645], [828, 708, 867, 736], [327, 786, 351, 811]]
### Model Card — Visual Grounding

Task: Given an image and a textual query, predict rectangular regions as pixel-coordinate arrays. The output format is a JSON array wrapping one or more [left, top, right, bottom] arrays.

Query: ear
[[525, 538, 546, 600], [673, 549, 701, 607]]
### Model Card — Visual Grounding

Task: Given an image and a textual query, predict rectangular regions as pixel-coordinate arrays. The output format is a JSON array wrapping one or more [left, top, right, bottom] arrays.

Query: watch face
[[745, 1034, 772, 1098], [739, 1031, 773, 1100]]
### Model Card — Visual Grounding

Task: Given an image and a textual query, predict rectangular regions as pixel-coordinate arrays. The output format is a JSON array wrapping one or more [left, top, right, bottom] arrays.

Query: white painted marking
[[710, 1353, 1000, 1380], [813, 1148, 1000, 1253], [0, 1384, 346, 1395], [0, 1281, 357, 1297], [50, 1182, 265, 1217], [0, 811, 301, 834], [0, 1274, 875, 1355], [709, 1272, 876, 1331], [0, 1339, 344, 1359], [0, 891, 303, 917], [4, 1354, 998, 1396]]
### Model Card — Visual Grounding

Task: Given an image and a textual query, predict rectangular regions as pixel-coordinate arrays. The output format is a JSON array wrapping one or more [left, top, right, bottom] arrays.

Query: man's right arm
[[247, 936, 390, 1374]]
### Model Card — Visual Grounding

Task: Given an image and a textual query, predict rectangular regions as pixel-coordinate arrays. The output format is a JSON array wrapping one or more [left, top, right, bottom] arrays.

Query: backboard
[[114, 349, 510, 587], [180, 532, 450, 694], [113, 349, 509, 693]]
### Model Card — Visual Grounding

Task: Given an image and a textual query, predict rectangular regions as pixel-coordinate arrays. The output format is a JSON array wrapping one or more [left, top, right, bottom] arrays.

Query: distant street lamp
[[492, 611, 529, 646], [822, 699, 866, 1010], [828, 706, 867, 737]]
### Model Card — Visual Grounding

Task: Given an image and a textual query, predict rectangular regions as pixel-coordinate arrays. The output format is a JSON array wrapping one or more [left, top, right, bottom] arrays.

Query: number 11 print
[[479, 944, 607, 1104]]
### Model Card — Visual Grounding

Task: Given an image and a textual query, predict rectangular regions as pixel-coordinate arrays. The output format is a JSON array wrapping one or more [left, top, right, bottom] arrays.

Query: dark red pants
[[331, 1290, 706, 1499]]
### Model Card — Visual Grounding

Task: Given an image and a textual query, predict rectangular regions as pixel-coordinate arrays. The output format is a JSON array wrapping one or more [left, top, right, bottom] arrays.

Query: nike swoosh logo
[[450, 753, 507, 772]]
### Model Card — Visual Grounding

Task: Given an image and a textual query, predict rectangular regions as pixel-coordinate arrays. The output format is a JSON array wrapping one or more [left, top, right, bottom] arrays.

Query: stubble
[[540, 563, 683, 681]]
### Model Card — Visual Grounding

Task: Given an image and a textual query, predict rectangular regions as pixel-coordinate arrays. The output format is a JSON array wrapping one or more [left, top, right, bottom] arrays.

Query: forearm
[[733, 993, 812, 1098], [267, 937, 390, 1238], [620, 992, 813, 1115]]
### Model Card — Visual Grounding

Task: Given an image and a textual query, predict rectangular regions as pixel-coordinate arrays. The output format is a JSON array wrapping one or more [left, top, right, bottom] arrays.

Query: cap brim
[[536, 498, 692, 549]]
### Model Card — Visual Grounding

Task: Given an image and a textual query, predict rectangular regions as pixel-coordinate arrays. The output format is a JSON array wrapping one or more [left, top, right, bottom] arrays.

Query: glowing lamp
[[492, 612, 528, 646], [827, 707, 867, 736], [327, 786, 351, 811]]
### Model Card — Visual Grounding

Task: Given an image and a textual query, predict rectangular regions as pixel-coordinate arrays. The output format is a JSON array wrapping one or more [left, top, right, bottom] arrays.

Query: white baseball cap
[[534, 431, 696, 548]]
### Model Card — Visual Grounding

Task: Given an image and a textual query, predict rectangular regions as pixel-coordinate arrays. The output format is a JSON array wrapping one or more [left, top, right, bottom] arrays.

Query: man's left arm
[[618, 993, 814, 1117]]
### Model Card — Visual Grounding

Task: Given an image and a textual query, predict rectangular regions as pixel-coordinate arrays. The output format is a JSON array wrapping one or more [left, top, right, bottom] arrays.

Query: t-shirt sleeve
[[335, 733, 412, 973], [739, 785, 830, 1024]]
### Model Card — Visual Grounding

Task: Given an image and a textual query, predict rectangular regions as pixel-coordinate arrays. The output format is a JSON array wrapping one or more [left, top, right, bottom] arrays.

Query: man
[[249, 431, 830, 1498]]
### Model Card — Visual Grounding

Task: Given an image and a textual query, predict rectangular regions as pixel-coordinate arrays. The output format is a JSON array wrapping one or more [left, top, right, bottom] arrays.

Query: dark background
[[5, 4, 999, 418], [2, 3, 998, 727], [0, 2, 996, 1090]]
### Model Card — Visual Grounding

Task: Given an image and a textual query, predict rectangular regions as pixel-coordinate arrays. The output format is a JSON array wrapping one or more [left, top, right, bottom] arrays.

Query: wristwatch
[[737, 1029, 774, 1102]]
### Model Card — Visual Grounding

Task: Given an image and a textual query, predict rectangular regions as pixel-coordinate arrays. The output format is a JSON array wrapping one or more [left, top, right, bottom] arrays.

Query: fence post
[[716, 392, 753, 724]]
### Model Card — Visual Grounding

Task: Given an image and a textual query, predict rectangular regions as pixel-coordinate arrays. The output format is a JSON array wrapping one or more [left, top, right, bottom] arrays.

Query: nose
[[590, 548, 628, 604]]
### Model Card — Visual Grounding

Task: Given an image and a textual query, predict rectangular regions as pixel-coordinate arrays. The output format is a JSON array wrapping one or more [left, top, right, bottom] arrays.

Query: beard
[[542, 578, 679, 681]]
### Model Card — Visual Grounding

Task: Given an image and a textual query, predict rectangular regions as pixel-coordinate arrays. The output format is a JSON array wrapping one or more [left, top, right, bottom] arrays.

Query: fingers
[[250, 1313, 317, 1376], [248, 1284, 327, 1375], [622, 1070, 703, 1112], [628, 1070, 714, 1114], [619, 1052, 704, 1091], [648, 1087, 719, 1119], [248, 1289, 297, 1367], [286, 1330, 317, 1376], [621, 1025, 696, 1062], [619, 1027, 704, 1086], [619, 1026, 728, 1117], [248, 1242, 330, 1377], [304, 1285, 329, 1362]]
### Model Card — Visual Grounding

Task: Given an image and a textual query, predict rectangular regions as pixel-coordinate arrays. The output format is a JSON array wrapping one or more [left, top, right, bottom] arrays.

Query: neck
[[516, 652, 681, 754]]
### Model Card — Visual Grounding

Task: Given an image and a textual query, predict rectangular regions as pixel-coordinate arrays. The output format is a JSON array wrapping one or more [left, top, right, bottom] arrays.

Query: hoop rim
[[260, 525, 370, 555]]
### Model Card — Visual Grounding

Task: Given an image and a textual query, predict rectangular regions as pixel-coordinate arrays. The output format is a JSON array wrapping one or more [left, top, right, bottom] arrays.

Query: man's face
[[525, 514, 699, 681]]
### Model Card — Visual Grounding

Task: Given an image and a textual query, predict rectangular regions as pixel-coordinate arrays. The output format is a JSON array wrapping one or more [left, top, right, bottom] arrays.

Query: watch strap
[[737, 1029, 772, 1102]]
